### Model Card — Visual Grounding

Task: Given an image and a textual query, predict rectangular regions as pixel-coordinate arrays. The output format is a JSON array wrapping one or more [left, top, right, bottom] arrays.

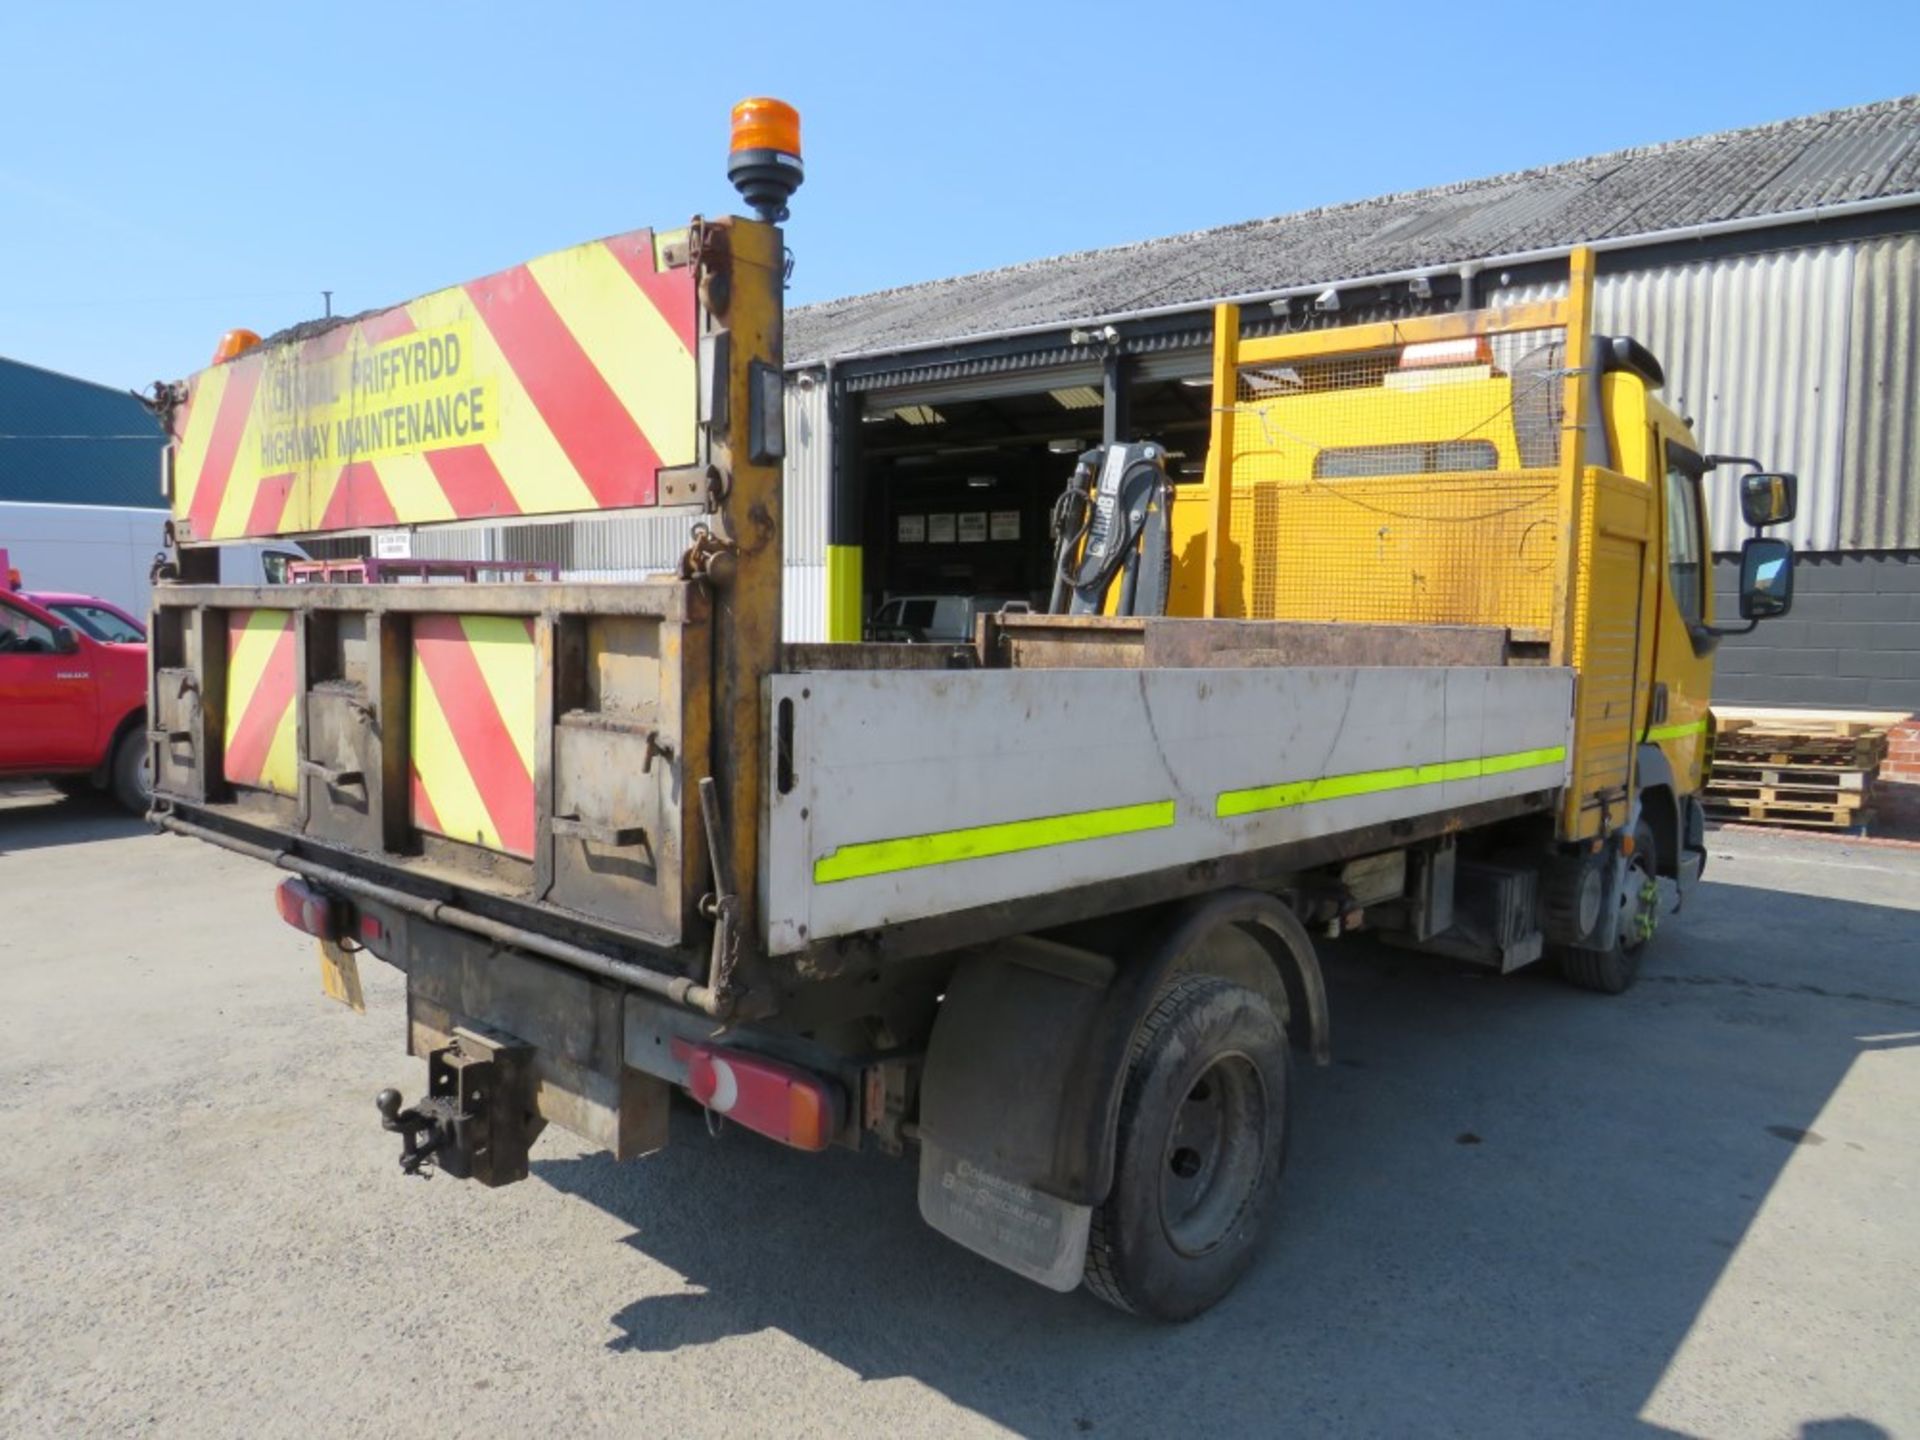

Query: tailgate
[[152, 580, 710, 950]]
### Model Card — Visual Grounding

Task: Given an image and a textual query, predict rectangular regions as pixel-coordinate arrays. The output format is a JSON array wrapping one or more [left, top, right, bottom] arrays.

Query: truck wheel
[[1084, 974, 1289, 1321], [1557, 821, 1660, 995], [109, 729, 151, 813]]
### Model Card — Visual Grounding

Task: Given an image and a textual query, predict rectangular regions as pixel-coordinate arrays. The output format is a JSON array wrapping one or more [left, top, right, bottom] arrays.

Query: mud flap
[[917, 1136, 1092, 1292], [318, 938, 366, 1012]]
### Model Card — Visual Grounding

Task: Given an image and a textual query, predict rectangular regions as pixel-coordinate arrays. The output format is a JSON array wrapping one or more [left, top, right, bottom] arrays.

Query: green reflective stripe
[[1646, 718, 1709, 744], [1216, 745, 1567, 819], [813, 799, 1176, 885]]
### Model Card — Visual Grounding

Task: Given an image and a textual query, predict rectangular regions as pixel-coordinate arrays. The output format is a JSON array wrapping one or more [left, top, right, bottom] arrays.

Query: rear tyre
[[1084, 975, 1289, 1321], [109, 728, 151, 814], [1557, 821, 1660, 995]]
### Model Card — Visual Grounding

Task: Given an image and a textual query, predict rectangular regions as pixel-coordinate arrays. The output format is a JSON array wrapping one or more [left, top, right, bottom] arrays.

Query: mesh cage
[[1224, 326, 1569, 634]]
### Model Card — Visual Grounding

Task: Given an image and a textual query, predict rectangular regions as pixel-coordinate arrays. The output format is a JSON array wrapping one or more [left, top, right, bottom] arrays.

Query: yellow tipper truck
[[147, 102, 1801, 1319]]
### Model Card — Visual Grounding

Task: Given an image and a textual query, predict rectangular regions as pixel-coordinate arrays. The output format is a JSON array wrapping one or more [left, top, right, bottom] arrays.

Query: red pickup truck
[[0, 583, 149, 811]]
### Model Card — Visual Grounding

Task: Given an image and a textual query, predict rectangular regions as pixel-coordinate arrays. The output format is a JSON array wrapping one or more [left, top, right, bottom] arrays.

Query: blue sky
[[2, 0, 1914, 390]]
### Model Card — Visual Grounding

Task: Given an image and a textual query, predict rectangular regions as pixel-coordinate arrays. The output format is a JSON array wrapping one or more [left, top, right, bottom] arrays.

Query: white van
[[0, 501, 305, 614]]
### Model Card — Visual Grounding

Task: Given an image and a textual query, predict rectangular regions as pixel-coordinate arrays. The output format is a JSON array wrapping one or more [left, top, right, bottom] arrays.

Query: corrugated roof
[[790, 94, 1920, 366], [0, 357, 166, 509]]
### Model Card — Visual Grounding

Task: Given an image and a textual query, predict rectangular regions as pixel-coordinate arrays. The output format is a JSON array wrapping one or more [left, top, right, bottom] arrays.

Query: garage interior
[[846, 358, 1212, 631]]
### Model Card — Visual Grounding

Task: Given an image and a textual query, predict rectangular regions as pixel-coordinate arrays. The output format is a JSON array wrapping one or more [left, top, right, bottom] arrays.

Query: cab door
[[1645, 435, 1716, 790], [0, 596, 100, 770]]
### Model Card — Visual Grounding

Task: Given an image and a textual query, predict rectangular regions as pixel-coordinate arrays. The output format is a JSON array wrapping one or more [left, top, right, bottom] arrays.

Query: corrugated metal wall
[[1698, 246, 1854, 552], [1488, 239, 1917, 552], [408, 366, 835, 641], [1842, 235, 1919, 549], [779, 371, 831, 640], [783, 370, 830, 571]]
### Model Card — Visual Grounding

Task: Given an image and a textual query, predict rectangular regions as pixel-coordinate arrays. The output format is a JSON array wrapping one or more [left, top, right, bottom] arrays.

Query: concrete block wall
[[1710, 552, 1920, 711]]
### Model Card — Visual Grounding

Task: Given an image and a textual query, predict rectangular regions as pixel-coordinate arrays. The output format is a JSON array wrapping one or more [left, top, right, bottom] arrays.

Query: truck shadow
[[536, 864, 1919, 1438], [0, 786, 149, 855]]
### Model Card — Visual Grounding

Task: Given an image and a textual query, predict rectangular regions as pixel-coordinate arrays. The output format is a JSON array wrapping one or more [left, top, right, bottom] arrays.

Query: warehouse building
[[440, 95, 1920, 710], [0, 356, 168, 605], [0, 356, 166, 511]]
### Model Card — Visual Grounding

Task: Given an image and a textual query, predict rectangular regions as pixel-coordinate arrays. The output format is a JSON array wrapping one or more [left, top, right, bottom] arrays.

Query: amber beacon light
[[728, 97, 804, 223], [210, 328, 261, 364]]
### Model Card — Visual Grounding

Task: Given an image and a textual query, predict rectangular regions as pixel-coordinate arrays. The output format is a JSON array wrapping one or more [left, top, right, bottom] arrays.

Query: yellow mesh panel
[[1221, 329, 1569, 634]]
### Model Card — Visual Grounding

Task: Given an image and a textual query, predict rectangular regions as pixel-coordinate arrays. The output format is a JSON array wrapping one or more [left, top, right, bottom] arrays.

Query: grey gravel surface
[[2, 783, 1917, 1438]]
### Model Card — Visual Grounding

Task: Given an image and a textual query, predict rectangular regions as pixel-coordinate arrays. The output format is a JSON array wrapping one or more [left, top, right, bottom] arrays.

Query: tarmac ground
[[2, 782, 1916, 1438]]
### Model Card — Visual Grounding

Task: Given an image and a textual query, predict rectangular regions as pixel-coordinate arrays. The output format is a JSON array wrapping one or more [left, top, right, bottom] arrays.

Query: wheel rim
[[1159, 1053, 1266, 1258], [1618, 854, 1659, 954]]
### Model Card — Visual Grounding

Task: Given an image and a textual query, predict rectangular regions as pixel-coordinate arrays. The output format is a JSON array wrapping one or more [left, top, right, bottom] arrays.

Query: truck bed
[[151, 572, 1571, 994], [766, 661, 1571, 954]]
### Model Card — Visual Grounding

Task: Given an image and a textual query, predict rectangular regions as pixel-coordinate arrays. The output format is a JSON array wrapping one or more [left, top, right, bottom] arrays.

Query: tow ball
[[374, 1027, 543, 1186]]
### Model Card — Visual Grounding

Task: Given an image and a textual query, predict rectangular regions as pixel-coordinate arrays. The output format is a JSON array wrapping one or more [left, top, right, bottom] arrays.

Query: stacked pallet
[[1705, 708, 1907, 832]]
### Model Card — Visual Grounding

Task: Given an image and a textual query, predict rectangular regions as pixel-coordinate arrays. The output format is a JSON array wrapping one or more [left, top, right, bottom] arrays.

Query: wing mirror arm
[[1686, 618, 1754, 655]]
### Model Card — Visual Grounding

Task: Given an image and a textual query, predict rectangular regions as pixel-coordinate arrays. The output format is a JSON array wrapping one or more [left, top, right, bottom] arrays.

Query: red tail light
[[673, 1040, 843, 1152], [275, 877, 342, 940]]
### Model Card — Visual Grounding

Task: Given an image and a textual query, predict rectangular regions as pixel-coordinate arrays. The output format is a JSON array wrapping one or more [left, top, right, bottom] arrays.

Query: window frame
[[1662, 438, 1709, 633], [48, 601, 144, 644], [0, 596, 62, 654]]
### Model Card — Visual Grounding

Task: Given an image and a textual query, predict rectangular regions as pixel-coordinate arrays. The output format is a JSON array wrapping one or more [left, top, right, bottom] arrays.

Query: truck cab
[[1157, 285, 1797, 989]]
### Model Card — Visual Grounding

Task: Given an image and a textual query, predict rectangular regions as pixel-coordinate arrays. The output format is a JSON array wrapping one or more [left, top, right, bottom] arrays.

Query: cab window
[[0, 599, 60, 654], [1313, 440, 1498, 479], [49, 602, 144, 644], [1663, 443, 1706, 626]]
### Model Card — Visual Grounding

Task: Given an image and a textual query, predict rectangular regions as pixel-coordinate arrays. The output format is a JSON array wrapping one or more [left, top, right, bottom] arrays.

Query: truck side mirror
[[52, 624, 82, 655], [1738, 537, 1794, 621], [1740, 472, 1797, 527]]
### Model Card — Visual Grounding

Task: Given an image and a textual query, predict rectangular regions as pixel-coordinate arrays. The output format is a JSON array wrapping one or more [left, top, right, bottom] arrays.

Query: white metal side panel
[[764, 665, 1574, 953], [783, 372, 829, 566], [783, 562, 827, 642]]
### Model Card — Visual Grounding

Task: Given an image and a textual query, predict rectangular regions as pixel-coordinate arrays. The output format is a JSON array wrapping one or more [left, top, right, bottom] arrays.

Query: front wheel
[[1556, 821, 1660, 995], [109, 728, 151, 814], [1084, 975, 1290, 1320]]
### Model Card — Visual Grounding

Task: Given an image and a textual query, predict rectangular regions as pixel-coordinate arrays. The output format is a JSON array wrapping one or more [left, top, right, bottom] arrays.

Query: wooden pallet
[[1713, 738, 1886, 770], [1711, 706, 1901, 771], [1705, 780, 1868, 807], [1705, 762, 1867, 791], [1705, 799, 1875, 830], [1712, 706, 1909, 737]]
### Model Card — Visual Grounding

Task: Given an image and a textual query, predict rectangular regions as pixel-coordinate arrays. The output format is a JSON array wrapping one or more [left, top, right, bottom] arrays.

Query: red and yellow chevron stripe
[[223, 609, 297, 794], [409, 614, 537, 857], [168, 228, 697, 541]]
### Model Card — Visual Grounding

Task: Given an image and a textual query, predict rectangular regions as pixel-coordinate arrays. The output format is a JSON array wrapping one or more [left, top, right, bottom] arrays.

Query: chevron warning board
[[409, 613, 537, 857], [168, 228, 697, 541], [223, 609, 298, 794]]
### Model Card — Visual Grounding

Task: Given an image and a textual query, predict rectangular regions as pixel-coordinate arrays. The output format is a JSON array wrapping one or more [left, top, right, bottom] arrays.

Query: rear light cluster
[[275, 878, 341, 940], [273, 878, 385, 946], [674, 1039, 843, 1152]]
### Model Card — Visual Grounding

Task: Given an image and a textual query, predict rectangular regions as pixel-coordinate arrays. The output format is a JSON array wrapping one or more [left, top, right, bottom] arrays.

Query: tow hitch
[[375, 1027, 543, 1185]]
